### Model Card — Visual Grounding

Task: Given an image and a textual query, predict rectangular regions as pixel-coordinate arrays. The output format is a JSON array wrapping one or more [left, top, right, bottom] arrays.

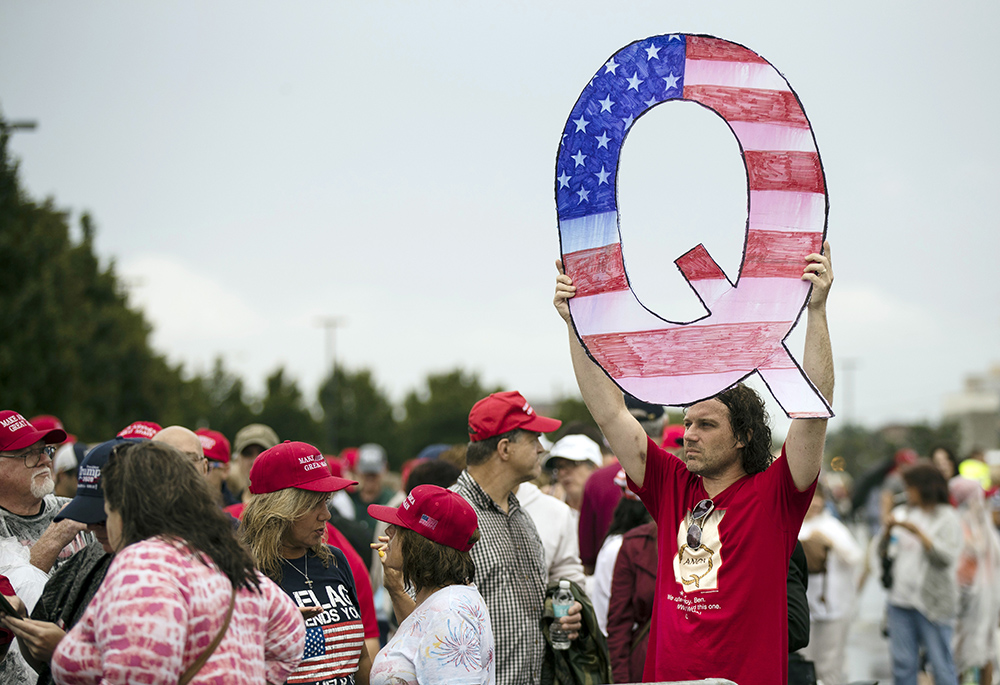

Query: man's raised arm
[[554, 261, 650, 487], [785, 241, 835, 491]]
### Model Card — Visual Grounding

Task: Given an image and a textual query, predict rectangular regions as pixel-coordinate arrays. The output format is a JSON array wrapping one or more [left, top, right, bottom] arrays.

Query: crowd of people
[[0, 396, 587, 685], [0, 244, 997, 685]]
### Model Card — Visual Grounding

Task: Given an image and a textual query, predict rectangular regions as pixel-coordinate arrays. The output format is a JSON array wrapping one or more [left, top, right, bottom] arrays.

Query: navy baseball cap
[[55, 437, 141, 524]]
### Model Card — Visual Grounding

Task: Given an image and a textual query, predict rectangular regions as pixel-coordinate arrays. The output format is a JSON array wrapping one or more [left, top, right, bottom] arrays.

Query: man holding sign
[[553, 242, 834, 685]]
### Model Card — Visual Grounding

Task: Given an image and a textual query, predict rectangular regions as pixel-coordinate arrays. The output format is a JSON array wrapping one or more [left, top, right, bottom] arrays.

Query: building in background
[[943, 365, 1000, 454]]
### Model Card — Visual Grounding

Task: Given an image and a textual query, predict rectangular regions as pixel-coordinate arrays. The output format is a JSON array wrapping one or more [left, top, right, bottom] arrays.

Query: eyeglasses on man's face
[[0, 444, 57, 469], [547, 458, 585, 475]]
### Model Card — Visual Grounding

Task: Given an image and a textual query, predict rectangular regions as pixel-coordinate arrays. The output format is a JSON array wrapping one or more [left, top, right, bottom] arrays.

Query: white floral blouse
[[370, 584, 494, 685]]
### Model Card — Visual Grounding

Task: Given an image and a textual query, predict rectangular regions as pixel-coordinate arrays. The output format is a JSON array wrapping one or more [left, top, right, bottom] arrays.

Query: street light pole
[[841, 358, 859, 425], [2, 121, 38, 132], [316, 316, 347, 452], [316, 316, 346, 375]]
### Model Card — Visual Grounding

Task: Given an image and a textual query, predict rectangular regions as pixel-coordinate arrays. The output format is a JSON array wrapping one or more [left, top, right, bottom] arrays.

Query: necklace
[[282, 554, 313, 588]]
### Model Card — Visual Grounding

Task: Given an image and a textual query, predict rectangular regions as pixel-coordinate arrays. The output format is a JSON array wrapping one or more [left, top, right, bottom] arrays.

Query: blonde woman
[[240, 441, 372, 685]]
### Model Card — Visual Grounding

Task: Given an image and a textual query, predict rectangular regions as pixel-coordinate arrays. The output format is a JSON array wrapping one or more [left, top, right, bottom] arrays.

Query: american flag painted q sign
[[556, 34, 832, 418]]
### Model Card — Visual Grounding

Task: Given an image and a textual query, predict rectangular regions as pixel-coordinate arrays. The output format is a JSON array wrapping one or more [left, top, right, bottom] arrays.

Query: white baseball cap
[[543, 434, 602, 469]]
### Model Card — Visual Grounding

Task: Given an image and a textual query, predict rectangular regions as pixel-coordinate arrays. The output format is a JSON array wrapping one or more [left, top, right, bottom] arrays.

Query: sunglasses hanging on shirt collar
[[686, 499, 715, 549]]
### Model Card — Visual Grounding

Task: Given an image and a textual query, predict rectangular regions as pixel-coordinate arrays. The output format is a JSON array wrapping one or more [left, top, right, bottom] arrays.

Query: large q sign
[[556, 34, 832, 419]]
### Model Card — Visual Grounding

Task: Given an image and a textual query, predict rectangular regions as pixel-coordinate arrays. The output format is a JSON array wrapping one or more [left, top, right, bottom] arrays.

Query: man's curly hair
[[715, 383, 773, 476]]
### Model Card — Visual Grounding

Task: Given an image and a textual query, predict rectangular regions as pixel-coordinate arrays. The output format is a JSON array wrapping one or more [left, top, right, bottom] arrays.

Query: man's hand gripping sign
[[554, 34, 833, 418]]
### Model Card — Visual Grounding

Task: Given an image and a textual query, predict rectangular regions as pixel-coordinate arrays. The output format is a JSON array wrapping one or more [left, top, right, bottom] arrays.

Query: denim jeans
[[887, 604, 958, 685]]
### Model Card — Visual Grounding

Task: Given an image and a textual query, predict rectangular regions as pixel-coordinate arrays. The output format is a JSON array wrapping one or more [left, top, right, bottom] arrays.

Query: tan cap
[[233, 424, 279, 456]]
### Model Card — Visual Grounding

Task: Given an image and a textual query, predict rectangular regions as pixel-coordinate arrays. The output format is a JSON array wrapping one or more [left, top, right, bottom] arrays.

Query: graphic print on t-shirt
[[284, 557, 365, 685], [673, 506, 725, 593]]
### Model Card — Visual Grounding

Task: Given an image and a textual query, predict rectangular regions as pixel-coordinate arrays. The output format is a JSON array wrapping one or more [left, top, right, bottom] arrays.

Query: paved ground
[[844, 574, 893, 684]]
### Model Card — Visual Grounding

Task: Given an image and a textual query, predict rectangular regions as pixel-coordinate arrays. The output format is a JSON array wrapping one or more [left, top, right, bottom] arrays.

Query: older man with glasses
[[0, 411, 92, 575], [0, 411, 94, 684]]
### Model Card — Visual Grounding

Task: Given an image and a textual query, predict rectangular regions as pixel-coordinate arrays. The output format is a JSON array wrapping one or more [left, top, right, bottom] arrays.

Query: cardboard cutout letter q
[[556, 34, 832, 419]]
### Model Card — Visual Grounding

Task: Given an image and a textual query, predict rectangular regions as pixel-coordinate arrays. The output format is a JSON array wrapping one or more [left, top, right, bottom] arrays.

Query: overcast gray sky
[[2, 1, 998, 439]]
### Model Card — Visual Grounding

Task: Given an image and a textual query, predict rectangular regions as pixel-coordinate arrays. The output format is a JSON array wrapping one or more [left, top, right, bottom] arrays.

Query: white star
[[571, 150, 587, 167], [573, 116, 589, 133], [623, 114, 635, 129], [595, 166, 611, 185], [595, 131, 611, 149], [604, 58, 619, 75], [577, 187, 590, 203], [557, 171, 571, 189], [627, 72, 643, 91], [668, 34, 682, 41], [663, 73, 680, 91], [644, 96, 657, 108], [645, 44, 660, 60], [598, 96, 614, 113]]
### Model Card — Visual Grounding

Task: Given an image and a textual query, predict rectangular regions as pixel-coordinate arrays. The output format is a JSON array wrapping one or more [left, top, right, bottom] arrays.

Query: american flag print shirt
[[280, 546, 366, 685], [370, 584, 495, 685]]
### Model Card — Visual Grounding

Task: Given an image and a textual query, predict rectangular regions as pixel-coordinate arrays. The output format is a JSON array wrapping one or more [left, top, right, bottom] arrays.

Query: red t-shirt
[[630, 437, 815, 685], [225, 503, 379, 640], [578, 462, 622, 567]]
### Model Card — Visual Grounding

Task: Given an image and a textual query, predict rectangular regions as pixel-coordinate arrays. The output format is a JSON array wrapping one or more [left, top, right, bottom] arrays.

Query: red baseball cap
[[0, 411, 67, 451], [894, 448, 918, 468], [324, 455, 344, 478], [468, 391, 562, 442], [368, 484, 479, 552], [614, 468, 641, 502], [28, 415, 75, 444], [195, 428, 231, 464], [117, 421, 163, 440], [662, 424, 685, 449], [340, 447, 359, 472], [249, 441, 357, 494]]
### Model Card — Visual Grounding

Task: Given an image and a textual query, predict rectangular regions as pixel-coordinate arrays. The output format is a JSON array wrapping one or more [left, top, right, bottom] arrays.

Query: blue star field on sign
[[555, 35, 687, 221]]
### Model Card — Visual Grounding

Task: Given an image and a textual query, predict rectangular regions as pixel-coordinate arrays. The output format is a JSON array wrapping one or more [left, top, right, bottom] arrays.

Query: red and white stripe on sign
[[582, 322, 799, 379], [558, 34, 831, 416]]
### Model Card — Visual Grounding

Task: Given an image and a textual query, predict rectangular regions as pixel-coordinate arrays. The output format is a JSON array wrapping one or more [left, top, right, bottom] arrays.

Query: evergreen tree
[[397, 369, 500, 466], [256, 367, 322, 447], [318, 366, 398, 457], [194, 357, 256, 441], [0, 119, 197, 440]]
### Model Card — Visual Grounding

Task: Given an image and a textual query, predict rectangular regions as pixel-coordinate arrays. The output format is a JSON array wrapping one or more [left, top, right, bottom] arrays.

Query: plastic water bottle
[[550, 579, 573, 650]]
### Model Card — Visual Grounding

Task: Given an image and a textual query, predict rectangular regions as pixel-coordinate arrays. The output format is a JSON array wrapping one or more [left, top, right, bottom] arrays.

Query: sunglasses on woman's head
[[108, 441, 138, 463]]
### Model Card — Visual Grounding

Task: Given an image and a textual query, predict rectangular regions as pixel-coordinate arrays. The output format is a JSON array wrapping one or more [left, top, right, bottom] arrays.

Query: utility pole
[[316, 316, 346, 375], [316, 316, 347, 451], [1, 120, 38, 133], [841, 358, 859, 425]]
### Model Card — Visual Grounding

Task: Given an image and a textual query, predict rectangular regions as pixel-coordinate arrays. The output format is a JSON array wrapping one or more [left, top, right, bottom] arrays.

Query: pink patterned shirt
[[51, 537, 305, 684]]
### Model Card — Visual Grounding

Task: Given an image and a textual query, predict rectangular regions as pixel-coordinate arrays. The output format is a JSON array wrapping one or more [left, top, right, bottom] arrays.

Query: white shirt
[[591, 533, 623, 635], [886, 503, 962, 623], [516, 482, 587, 587], [798, 511, 862, 620]]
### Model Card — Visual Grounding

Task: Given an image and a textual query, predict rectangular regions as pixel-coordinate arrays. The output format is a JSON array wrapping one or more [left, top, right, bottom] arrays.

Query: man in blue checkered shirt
[[452, 391, 583, 685]]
